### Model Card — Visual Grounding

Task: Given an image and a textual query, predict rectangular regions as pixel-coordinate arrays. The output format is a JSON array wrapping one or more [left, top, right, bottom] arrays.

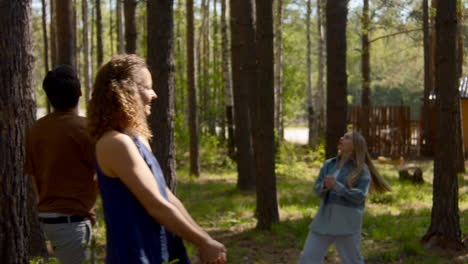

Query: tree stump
[[398, 167, 424, 184]]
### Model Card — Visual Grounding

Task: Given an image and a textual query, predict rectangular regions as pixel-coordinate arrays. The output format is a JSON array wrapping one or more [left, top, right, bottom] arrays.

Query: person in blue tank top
[[87, 54, 227, 264], [298, 131, 392, 264]]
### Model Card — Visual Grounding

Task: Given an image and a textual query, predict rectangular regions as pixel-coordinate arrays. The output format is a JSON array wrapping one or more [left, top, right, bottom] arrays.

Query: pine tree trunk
[[422, 0, 463, 251], [41, 0, 52, 113], [0, 1, 45, 262], [455, 2, 465, 173], [96, 0, 104, 65], [147, 0, 178, 191], [221, 0, 236, 160], [109, 0, 114, 53], [306, 0, 316, 148], [50, 0, 57, 68], [274, 0, 284, 144], [212, 0, 220, 137], [56, 0, 75, 66], [82, 0, 92, 107], [117, 0, 125, 53], [254, 0, 279, 230], [317, 0, 326, 137], [361, 0, 370, 107], [325, 0, 348, 159], [422, 0, 433, 156], [230, 0, 256, 191], [124, 0, 137, 53], [174, 0, 184, 116], [186, 0, 201, 177], [360, 0, 371, 140]]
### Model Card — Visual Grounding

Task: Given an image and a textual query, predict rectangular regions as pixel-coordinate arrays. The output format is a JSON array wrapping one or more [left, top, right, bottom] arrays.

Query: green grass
[[33, 142, 468, 264]]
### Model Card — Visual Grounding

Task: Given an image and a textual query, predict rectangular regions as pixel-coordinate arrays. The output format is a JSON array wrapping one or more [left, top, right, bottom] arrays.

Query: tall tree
[[454, 0, 465, 174], [274, 0, 284, 143], [0, 0, 46, 262], [147, 0, 178, 191], [316, 0, 326, 137], [325, 0, 348, 158], [125, 0, 137, 53], [117, 0, 125, 53], [360, 0, 371, 141], [230, 0, 256, 191], [306, 0, 316, 147], [50, 0, 57, 68], [56, 0, 75, 66], [421, 0, 433, 156], [96, 0, 104, 65], [82, 0, 92, 106], [254, 0, 279, 230], [41, 0, 52, 113], [422, 0, 464, 251], [361, 0, 370, 106], [221, 0, 235, 160], [186, 0, 201, 177]]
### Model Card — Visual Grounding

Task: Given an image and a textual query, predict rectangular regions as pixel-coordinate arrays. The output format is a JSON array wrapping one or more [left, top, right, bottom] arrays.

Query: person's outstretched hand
[[199, 239, 227, 264]]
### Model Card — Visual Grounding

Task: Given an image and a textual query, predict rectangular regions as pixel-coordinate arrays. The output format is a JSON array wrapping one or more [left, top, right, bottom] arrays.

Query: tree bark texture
[[306, 0, 316, 148], [125, 0, 137, 53], [274, 0, 284, 143], [0, 1, 46, 262], [56, 0, 75, 66], [96, 0, 104, 66], [41, 0, 52, 113], [361, 0, 370, 107], [50, 0, 57, 68], [325, 0, 348, 158], [186, 0, 201, 177], [117, 0, 125, 53], [254, 0, 279, 230], [82, 0, 92, 107], [230, 0, 256, 191], [221, 0, 236, 160], [147, 0, 178, 191], [421, 0, 433, 156], [422, 0, 463, 250], [317, 0, 326, 137]]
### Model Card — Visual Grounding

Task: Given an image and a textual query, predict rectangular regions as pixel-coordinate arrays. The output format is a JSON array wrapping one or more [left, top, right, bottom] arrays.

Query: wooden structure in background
[[421, 76, 468, 155], [348, 106, 420, 158]]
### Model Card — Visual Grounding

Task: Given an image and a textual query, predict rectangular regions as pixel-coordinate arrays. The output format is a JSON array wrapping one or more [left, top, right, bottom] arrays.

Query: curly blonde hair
[[88, 54, 152, 141]]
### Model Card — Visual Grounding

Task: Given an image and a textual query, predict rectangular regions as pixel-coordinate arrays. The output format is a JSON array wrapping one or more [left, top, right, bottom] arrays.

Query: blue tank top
[[96, 134, 190, 264]]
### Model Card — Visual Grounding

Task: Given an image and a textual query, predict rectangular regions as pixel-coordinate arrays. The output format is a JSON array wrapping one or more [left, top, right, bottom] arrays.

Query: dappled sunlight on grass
[[76, 143, 467, 264], [173, 155, 467, 263]]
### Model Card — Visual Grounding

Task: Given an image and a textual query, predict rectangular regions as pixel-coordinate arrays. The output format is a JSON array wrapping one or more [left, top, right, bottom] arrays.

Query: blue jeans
[[299, 231, 364, 264], [41, 219, 92, 264]]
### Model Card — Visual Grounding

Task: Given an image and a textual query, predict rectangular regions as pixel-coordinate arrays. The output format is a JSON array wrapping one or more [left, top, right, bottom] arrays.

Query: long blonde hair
[[88, 54, 152, 141], [345, 131, 392, 193]]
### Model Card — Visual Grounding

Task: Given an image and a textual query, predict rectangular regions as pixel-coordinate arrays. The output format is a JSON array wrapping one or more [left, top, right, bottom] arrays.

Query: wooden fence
[[348, 106, 420, 158]]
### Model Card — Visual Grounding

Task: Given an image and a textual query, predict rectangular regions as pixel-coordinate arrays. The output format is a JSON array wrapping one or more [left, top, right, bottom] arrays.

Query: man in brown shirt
[[25, 65, 96, 264]]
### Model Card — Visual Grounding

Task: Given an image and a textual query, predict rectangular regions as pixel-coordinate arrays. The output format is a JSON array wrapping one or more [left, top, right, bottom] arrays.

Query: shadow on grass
[[176, 175, 466, 264]]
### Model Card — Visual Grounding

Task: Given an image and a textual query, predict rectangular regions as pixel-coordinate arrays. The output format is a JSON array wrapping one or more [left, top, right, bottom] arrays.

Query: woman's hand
[[324, 175, 336, 189], [199, 239, 227, 264]]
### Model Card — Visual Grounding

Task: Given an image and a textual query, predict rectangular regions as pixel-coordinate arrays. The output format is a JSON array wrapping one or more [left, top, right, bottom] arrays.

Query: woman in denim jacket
[[299, 131, 392, 264]]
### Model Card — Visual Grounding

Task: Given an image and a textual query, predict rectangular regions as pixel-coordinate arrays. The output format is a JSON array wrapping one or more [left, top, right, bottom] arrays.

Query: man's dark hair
[[43, 65, 81, 110]]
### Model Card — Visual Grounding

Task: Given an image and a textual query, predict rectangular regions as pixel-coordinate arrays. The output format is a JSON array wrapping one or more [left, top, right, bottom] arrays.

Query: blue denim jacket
[[309, 157, 371, 235]]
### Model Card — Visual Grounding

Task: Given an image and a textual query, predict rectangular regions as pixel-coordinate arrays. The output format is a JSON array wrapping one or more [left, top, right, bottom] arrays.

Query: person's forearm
[[148, 199, 212, 247]]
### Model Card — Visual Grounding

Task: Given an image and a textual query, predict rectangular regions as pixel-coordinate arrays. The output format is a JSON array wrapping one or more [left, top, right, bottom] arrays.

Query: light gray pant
[[298, 231, 364, 264], [41, 219, 92, 264]]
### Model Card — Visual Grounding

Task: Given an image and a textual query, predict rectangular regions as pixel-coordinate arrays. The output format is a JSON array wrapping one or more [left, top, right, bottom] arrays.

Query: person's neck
[[338, 153, 352, 167], [53, 106, 79, 115]]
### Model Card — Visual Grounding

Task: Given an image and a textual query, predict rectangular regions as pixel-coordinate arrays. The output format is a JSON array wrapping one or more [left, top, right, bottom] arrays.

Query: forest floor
[[72, 142, 467, 264]]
